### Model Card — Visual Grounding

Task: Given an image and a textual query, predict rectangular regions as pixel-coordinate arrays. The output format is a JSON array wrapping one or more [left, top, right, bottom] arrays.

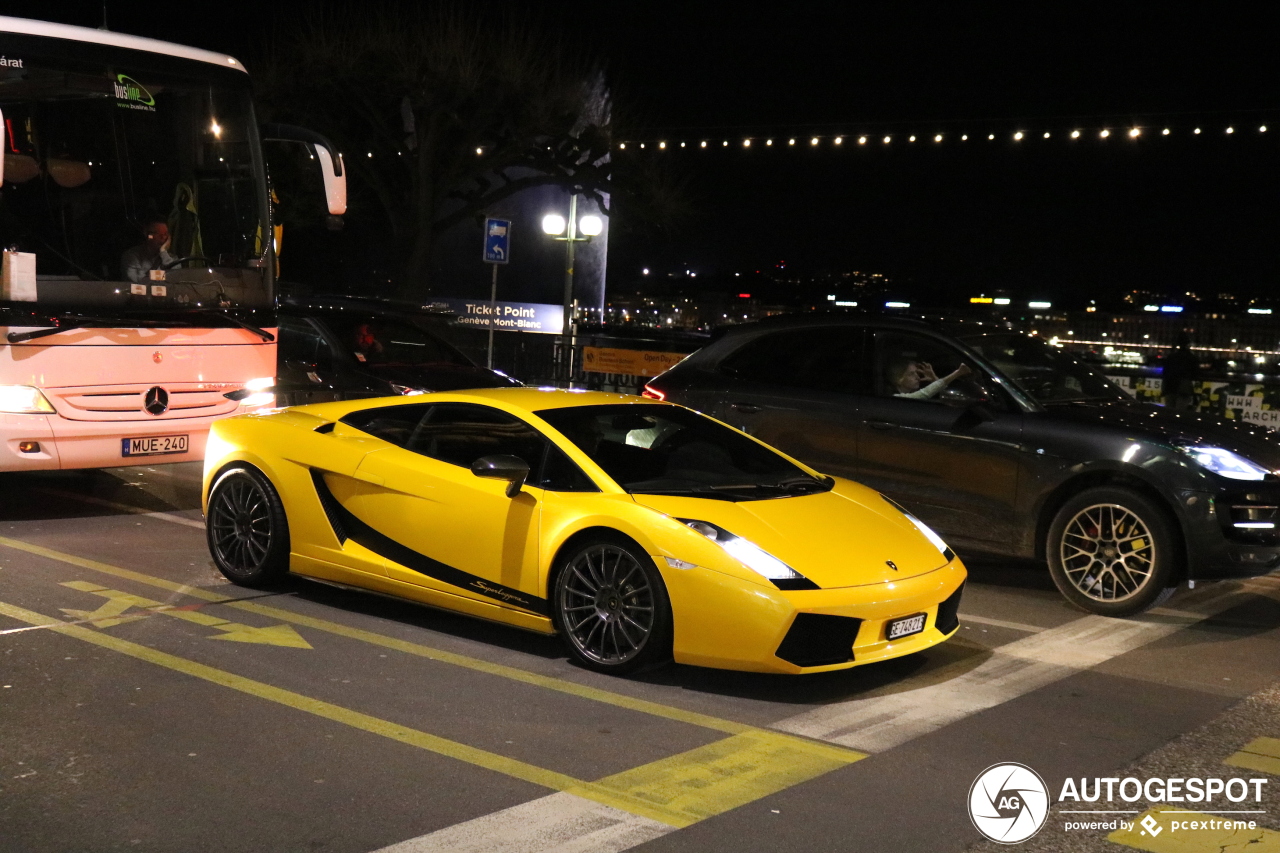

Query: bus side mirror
[[260, 123, 347, 216]]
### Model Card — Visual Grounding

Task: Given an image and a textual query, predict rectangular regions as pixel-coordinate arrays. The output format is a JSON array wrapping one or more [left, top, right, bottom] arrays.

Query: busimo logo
[[969, 763, 1050, 844]]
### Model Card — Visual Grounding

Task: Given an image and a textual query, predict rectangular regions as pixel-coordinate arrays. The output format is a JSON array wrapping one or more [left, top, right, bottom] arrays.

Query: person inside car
[[352, 323, 385, 363], [891, 358, 972, 400]]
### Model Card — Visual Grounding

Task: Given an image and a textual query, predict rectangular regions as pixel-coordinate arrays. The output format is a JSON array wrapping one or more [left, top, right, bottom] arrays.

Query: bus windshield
[[0, 35, 270, 317]]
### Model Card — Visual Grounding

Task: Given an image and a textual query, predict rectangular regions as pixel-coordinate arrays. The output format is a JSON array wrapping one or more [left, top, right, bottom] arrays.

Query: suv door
[[706, 326, 866, 481], [276, 317, 342, 406], [855, 330, 1025, 549]]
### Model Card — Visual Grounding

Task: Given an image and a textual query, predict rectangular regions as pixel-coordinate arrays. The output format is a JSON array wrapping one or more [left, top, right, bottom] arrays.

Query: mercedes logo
[[144, 386, 169, 416]]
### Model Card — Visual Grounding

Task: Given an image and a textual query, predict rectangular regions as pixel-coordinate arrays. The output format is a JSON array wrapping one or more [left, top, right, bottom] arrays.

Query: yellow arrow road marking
[[59, 581, 311, 649], [0, 598, 861, 829], [0, 536, 769, 737]]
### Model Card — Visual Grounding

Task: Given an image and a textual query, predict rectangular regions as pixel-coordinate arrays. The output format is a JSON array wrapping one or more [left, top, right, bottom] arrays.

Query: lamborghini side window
[[342, 402, 597, 490], [340, 404, 431, 447], [406, 404, 547, 468]]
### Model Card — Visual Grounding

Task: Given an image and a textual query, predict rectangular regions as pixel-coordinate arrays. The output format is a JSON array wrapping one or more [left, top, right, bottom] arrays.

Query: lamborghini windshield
[[0, 34, 270, 316], [538, 404, 832, 501]]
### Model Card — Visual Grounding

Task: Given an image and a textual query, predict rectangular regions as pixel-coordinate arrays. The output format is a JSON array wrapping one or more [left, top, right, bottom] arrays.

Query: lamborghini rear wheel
[[207, 466, 290, 587]]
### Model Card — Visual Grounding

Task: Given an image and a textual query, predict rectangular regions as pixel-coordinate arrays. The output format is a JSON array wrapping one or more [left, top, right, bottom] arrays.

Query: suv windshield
[[960, 332, 1130, 404], [537, 404, 832, 501], [0, 35, 269, 316]]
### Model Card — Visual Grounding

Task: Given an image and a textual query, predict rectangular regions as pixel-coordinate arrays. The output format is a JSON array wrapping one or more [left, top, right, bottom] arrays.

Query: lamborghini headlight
[[882, 496, 955, 559], [679, 518, 810, 584], [1178, 445, 1272, 480]]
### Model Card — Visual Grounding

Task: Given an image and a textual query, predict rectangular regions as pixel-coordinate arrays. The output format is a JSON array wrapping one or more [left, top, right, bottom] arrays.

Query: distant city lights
[[612, 121, 1267, 153], [885, 301, 911, 309], [1028, 301, 1052, 309]]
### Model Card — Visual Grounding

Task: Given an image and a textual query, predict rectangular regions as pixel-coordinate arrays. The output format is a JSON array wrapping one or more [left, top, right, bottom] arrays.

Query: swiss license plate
[[887, 613, 927, 640], [121, 434, 189, 457]]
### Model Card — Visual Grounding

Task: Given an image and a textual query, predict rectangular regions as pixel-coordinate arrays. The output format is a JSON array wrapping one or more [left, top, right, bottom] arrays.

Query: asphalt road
[[1, 463, 1277, 853]]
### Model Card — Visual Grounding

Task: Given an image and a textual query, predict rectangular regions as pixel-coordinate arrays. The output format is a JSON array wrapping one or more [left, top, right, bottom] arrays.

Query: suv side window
[[278, 318, 335, 372], [873, 331, 1000, 407], [719, 327, 863, 392]]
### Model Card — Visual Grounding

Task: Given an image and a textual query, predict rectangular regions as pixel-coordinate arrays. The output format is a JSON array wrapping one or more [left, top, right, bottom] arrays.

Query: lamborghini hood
[[631, 481, 952, 588]]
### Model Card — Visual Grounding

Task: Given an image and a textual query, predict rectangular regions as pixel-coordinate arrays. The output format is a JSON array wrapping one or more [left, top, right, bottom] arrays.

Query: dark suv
[[275, 295, 519, 406], [646, 315, 1280, 615]]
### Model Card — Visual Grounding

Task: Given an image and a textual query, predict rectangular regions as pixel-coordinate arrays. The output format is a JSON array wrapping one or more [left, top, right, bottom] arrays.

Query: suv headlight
[[1178, 445, 1273, 480], [0, 385, 56, 414], [678, 519, 816, 588]]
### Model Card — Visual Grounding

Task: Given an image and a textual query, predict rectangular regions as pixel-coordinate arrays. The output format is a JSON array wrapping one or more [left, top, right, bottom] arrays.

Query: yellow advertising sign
[[582, 347, 687, 377]]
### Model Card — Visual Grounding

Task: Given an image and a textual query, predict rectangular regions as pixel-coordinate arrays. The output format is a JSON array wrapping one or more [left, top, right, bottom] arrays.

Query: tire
[[552, 533, 673, 675], [1047, 486, 1180, 616], [206, 466, 291, 588]]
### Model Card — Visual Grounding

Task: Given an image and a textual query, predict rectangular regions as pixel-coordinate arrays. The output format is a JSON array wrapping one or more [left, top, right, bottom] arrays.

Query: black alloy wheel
[[553, 534, 673, 674], [206, 466, 290, 587], [1047, 486, 1179, 616]]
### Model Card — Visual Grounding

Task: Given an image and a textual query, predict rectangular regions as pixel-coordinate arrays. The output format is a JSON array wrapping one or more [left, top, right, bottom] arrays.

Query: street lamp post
[[542, 194, 602, 385]]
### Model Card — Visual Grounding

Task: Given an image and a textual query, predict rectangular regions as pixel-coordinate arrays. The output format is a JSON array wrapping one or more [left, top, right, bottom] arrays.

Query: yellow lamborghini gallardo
[[202, 388, 966, 675]]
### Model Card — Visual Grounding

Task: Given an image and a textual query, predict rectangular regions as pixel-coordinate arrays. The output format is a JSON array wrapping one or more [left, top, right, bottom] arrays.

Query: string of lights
[[610, 122, 1272, 152]]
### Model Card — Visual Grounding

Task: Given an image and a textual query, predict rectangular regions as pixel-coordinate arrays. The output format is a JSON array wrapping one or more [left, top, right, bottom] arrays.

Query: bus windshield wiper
[[7, 309, 274, 343], [175, 308, 274, 342], [6, 314, 170, 343]]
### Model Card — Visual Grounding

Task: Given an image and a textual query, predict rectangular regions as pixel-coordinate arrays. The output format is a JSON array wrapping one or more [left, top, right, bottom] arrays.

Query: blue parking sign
[[483, 218, 511, 264]]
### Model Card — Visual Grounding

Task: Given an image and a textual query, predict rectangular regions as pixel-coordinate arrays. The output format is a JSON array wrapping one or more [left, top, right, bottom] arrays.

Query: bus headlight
[[0, 385, 56, 414]]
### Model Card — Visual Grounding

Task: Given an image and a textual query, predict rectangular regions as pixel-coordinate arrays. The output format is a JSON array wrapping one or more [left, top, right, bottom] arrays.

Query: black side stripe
[[309, 469, 549, 616]]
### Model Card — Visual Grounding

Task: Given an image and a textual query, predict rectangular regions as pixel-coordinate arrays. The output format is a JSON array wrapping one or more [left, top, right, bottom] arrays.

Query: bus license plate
[[122, 435, 189, 457], [887, 613, 927, 640]]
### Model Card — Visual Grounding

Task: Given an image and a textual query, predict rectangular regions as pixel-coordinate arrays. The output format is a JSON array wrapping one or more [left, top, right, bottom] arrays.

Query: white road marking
[[35, 489, 205, 529], [370, 792, 671, 853], [774, 582, 1257, 752], [958, 612, 1045, 633]]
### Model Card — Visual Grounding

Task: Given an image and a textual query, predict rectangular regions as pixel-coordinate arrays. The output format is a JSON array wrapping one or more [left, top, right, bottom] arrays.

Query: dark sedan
[[646, 315, 1280, 615], [276, 295, 520, 406]]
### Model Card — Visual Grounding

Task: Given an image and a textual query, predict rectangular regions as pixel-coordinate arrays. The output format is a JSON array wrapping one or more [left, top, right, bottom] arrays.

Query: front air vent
[[775, 613, 862, 667], [935, 582, 964, 635]]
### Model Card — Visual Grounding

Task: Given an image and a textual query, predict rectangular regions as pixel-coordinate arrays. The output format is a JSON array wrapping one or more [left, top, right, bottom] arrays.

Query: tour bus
[[0, 16, 344, 471]]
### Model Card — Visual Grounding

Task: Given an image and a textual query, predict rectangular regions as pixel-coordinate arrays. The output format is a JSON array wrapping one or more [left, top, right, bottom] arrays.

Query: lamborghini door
[[341, 402, 550, 616]]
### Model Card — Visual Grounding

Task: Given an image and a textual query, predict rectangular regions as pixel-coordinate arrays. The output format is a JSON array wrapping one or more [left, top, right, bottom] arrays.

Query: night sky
[[8, 2, 1278, 305]]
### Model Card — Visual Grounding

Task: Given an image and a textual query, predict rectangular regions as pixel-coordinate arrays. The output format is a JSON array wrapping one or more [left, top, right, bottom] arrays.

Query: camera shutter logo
[[968, 763, 1050, 844]]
